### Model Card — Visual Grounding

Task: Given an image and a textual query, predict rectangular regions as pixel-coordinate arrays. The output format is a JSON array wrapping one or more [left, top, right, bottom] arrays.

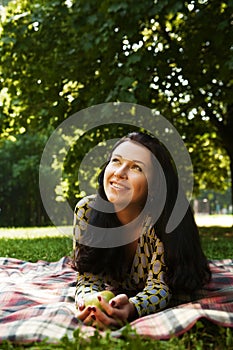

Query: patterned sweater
[[73, 195, 171, 318]]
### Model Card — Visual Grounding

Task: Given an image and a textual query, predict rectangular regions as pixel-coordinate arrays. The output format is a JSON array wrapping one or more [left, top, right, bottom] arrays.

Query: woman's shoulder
[[74, 194, 96, 214], [141, 225, 163, 250], [73, 194, 96, 227]]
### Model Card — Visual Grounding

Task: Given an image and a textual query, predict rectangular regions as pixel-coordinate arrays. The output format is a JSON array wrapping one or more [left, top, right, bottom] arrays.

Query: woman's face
[[103, 140, 153, 212]]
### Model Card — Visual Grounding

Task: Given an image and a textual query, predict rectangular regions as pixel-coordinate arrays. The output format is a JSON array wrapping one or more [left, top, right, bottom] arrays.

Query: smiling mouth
[[110, 181, 129, 190]]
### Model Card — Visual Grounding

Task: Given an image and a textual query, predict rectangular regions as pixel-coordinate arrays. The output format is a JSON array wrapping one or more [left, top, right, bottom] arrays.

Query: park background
[[0, 0, 233, 229], [0, 1, 233, 349]]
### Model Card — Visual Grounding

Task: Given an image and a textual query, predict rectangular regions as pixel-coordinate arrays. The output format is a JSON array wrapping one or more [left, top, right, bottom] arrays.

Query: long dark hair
[[74, 132, 211, 292]]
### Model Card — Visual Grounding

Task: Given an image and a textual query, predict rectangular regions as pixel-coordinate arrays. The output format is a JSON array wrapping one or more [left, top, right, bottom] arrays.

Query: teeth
[[112, 182, 125, 189]]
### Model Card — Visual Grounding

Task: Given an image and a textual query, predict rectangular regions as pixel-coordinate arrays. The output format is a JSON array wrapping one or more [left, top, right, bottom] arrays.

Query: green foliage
[[0, 133, 50, 227], [0, 0, 233, 226], [0, 324, 223, 350]]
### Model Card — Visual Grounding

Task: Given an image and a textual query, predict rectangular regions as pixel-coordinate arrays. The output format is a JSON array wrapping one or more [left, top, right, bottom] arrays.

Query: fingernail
[[91, 314, 96, 320], [97, 296, 102, 301], [110, 300, 116, 307], [92, 306, 96, 312], [87, 306, 92, 312], [79, 305, 85, 311]]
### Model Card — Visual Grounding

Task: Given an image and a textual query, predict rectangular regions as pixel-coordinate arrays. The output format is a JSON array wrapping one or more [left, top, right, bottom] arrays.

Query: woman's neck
[[115, 204, 142, 225]]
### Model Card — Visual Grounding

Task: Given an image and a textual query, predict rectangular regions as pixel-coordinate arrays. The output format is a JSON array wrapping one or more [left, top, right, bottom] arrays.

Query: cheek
[[133, 175, 148, 193], [103, 167, 111, 189], [140, 180, 148, 195], [141, 176, 149, 195]]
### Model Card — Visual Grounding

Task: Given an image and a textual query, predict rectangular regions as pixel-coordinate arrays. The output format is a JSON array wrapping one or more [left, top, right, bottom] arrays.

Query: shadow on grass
[[0, 226, 232, 261], [198, 226, 233, 260]]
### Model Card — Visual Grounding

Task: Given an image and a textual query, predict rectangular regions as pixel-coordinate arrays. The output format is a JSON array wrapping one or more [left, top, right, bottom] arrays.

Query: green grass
[[0, 236, 72, 262], [0, 225, 232, 349], [200, 226, 233, 260]]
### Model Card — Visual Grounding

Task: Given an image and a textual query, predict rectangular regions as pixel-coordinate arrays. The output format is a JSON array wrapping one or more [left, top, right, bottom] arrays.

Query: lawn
[[0, 224, 232, 349]]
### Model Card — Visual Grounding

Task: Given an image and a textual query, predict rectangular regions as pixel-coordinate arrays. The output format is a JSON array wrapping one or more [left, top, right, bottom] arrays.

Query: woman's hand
[[76, 294, 136, 330]]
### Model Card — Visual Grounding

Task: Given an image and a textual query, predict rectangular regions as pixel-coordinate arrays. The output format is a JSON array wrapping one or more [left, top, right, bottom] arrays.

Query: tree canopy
[[0, 0, 232, 226]]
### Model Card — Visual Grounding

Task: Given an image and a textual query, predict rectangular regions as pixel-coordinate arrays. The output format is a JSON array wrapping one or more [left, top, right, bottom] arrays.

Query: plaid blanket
[[0, 256, 232, 343]]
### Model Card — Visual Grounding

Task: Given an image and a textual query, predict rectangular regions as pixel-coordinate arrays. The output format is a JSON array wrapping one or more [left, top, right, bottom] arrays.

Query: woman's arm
[[82, 237, 172, 328], [73, 196, 107, 307], [73, 197, 135, 327], [129, 237, 172, 317], [129, 276, 171, 317], [75, 271, 106, 301]]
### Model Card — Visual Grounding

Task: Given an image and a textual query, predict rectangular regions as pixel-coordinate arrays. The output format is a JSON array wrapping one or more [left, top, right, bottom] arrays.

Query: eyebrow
[[112, 154, 146, 166]]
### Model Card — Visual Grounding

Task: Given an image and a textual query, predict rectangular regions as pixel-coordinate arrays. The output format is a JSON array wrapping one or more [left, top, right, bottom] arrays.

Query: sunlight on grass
[[195, 214, 233, 227], [0, 215, 232, 240], [0, 236, 73, 262], [0, 226, 73, 238]]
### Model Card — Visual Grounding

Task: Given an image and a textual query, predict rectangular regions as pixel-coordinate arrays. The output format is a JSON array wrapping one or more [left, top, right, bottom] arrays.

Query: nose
[[114, 164, 128, 178]]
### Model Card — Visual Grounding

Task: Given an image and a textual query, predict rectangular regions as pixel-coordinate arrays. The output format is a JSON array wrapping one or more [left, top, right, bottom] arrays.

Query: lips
[[110, 181, 130, 190]]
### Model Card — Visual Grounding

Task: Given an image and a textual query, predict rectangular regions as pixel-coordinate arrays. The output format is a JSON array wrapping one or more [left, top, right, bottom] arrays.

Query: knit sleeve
[[129, 238, 171, 317], [73, 195, 107, 305], [75, 271, 106, 304], [72, 195, 95, 263]]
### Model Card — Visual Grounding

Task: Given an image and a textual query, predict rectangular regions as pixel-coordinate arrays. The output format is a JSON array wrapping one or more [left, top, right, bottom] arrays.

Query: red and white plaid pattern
[[0, 256, 232, 343]]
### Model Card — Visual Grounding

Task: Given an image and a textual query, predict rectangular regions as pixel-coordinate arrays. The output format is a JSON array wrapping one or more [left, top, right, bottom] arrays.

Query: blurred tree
[[0, 133, 50, 226]]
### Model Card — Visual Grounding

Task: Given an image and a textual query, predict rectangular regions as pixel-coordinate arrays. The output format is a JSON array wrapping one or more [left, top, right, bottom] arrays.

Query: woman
[[73, 132, 211, 329]]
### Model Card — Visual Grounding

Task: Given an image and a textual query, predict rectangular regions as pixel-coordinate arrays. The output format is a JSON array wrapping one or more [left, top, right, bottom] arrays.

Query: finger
[[77, 299, 85, 311], [96, 294, 127, 315], [96, 298, 126, 324], [83, 309, 110, 330], [82, 310, 97, 326], [90, 312, 108, 330], [76, 305, 92, 322], [93, 305, 125, 328], [99, 294, 135, 323], [110, 294, 129, 308], [97, 295, 115, 315]]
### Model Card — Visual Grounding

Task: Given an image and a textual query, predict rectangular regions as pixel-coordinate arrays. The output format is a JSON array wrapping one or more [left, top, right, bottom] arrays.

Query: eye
[[111, 157, 120, 163], [131, 164, 142, 172]]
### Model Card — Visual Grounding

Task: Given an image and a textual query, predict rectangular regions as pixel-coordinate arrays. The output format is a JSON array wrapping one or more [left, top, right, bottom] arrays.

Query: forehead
[[112, 140, 152, 164]]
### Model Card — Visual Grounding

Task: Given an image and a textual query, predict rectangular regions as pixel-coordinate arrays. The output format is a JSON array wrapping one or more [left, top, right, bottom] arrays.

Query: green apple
[[84, 290, 115, 311]]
